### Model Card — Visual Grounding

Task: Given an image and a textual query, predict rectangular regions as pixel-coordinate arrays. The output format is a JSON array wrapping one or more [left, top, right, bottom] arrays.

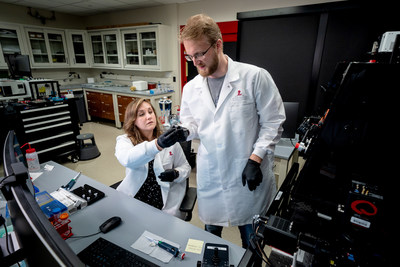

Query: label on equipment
[[275, 191, 283, 201], [350, 216, 371, 228]]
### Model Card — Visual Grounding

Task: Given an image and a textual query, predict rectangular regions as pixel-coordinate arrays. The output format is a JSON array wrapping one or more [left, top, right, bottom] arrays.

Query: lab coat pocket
[[229, 100, 256, 136], [196, 154, 211, 190], [229, 93, 255, 113], [231, 157, 248, 188]]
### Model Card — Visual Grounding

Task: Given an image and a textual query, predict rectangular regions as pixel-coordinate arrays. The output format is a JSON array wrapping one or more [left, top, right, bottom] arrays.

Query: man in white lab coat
[[179, 14, 286, 248]]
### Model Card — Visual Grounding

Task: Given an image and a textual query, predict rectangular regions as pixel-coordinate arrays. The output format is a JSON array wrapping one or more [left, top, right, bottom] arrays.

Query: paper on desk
[[131, 230, 180, 263], [29, 172, 42, 181], [185, 238, 204, 254], [29, 164, 54, 181], [44, 164, 54, 171]]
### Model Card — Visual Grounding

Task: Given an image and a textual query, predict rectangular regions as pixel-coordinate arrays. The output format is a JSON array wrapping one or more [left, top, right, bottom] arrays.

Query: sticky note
[[185, 239, 204, 254]]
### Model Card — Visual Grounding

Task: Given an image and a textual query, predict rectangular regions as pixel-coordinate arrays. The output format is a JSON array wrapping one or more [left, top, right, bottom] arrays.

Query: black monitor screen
[[1, 130, 84, 266], [5, 54, 32, 79], [281, 102, 299, 139]]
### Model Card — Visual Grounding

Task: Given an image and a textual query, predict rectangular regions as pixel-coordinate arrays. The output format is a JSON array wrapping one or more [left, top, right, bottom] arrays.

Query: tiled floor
[[61, 121, 243, 247]]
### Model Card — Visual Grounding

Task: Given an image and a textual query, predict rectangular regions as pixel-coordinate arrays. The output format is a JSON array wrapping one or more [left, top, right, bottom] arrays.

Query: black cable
[[0, 174, 13, 185], [69, 230, 101, 239], [250, 216, 273, 266], [1, 214, 20, 266], [3, 218, 12, 256]]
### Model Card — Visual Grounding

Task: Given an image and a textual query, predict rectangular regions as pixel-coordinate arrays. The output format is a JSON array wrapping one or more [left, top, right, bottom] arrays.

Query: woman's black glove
[[159, 169, 179, 182], [157, 128, 179, 148], [242, 159, 263, 191]]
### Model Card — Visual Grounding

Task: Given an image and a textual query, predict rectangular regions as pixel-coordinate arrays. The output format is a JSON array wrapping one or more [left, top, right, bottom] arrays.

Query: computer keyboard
[[78, 237, 159, 267]]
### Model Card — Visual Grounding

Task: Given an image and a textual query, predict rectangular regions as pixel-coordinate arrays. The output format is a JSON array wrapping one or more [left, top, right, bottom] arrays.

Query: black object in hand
[[242, 159, 263, 191], [157, 128, 179, 148], [173, 126, 189, 142], [159, 169, 179, 182]]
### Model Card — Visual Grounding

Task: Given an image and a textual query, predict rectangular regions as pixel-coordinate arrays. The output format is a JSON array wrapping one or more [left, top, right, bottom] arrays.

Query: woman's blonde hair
[[123, 98, 162, 145], [179, 13, 222, 46]]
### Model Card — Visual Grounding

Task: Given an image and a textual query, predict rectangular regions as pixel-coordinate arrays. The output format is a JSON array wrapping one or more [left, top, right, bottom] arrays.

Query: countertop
[[275, 138, 298, 160], [60, 83, 174, 96]]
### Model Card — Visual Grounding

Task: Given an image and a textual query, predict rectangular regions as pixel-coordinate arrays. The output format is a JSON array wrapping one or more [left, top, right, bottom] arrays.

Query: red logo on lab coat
[[169, 151, 173, 156], [237, 90, 242, 96]]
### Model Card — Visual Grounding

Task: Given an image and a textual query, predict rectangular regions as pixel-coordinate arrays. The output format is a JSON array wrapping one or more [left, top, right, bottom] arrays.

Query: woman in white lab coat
[[115, 98, 191, 219]]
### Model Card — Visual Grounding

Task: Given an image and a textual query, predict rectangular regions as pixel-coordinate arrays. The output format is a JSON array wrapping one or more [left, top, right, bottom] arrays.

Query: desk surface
[[34, 161, 245, 266], [275, 138, 297, 160]]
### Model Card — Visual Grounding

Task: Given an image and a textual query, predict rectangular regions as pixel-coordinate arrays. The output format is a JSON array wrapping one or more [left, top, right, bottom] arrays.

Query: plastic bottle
[[169, 105, 181, 126], [176, 106, 180, 122], [22, 143, 40, 172]]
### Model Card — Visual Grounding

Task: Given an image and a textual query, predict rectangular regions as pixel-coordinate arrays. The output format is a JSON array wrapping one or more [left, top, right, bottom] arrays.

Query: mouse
[[99, 216, 122, 233]]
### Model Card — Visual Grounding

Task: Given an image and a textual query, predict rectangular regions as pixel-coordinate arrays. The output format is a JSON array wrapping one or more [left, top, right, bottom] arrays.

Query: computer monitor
[[1, 130, 84, 266], [4, 54, 32, 79], [281, 102, 299, 139]]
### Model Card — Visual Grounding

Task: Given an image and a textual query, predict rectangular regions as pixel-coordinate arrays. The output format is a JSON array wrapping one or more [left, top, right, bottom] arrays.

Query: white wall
[[0, 0, 345, 106], [176, 0, 344, 24], [0, 2, 85, 29]]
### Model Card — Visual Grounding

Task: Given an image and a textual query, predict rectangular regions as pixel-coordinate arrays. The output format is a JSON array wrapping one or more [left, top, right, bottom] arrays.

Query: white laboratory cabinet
[[121, 25, 171, 71], [0, 23, 28, 69], [88, 30, 122, 68], [24, 27, 69, 68], [65, 30, 91, 68]]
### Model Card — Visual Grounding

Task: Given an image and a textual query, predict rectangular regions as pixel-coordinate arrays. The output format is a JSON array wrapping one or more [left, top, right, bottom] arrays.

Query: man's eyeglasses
[[184, 42, 215, 62]]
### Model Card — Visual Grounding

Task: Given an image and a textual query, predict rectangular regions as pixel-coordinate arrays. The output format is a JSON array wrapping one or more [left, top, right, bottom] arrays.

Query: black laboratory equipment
[[4, 54, 32, 80], [239, 62, 398, 267]]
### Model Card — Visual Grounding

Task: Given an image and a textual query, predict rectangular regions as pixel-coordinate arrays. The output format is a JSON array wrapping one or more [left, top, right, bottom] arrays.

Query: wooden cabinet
[[117, 95, 136, 123], [100, 92, 114, 120], [84, 89, 173, 128], [86, 91, 114, 120], [86, 91, 101, 118]]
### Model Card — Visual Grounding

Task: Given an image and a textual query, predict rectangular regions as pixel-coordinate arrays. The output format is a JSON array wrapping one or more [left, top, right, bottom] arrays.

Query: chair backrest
[[179, 140, 197, 221]]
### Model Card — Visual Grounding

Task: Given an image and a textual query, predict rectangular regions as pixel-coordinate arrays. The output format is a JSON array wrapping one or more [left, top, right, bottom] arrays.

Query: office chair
[[178, 140, 197, 221], [110, 141, 197, 222]]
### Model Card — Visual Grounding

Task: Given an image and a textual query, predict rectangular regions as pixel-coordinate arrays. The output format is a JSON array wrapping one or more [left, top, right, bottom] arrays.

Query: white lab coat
[[180, 56, 285, 226], [114, 134, 191, 219]]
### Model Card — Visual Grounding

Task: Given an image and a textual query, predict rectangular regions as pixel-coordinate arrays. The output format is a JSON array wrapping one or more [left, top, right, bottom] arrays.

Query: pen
[[62, 172, 81, 191], [145, 236, 185, 260]]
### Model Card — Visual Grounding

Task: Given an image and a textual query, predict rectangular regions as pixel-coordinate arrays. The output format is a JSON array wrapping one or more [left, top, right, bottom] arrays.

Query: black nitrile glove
[[173, 126, 190, 142], [157, 128, 179, 148], [242, 159, 263, 191], [159, 169, 179, 182]]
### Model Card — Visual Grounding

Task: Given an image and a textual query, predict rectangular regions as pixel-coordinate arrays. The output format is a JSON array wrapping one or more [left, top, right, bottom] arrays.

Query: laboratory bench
[[32, 161, 245, 266]]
